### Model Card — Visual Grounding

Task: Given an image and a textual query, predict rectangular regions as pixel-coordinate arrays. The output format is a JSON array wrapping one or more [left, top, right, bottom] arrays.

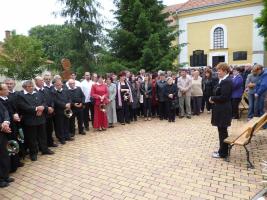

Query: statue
[[61, 58, 72, 81]]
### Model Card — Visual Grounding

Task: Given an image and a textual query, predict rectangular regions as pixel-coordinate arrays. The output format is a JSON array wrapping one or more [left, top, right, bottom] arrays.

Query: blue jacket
[[231, 74, 243, 98], [255, 69, 267, 96]]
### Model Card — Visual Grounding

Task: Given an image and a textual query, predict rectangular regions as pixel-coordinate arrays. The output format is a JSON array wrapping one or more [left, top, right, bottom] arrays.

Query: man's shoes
[[85, 127, 89, 131], [66, 137, 74, 141], [0, 181, 9, 188], [179, 116, 184, 119], [42, 149, 55, 155], [18, 162, 24, 167], [30, 154, 37, 161], [186, 116, 191, 119], [49, 143, 58, 147], [60, 140, 66, 145], [79, 131, 86, 135], [5, 177, 14, 183]]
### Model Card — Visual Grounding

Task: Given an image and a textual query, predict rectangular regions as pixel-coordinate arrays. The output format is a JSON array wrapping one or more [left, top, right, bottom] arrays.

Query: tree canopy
[[0, 35, 46, 80], [109, 0, 180, 72], [256, 0, 267, 50]]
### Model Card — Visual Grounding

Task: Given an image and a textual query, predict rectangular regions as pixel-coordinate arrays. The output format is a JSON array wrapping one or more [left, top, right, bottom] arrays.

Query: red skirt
[[93, 104, 108, 129]]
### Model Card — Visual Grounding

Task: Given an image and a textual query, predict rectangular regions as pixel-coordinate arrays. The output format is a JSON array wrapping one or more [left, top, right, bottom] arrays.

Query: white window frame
[[210, 24, 228, 49]]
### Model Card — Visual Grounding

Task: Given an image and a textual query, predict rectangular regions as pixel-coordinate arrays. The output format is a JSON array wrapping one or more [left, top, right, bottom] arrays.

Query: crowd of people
[[0, 63, 266, 188]]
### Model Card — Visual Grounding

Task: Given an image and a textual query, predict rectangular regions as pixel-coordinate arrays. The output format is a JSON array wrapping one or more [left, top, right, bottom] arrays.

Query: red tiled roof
[[165, 0, 243, 14], [164, 3, 184, 13]]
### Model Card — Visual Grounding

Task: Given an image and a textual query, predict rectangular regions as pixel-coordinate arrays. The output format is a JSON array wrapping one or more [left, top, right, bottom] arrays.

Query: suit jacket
[[140, 82, 152, 98], [0, 101, 10, 125], [7, 91, 19, 113], [210, 76, 232, 127], [156, 80, 166, 102], [164, 84, 178, 102], [52, 88, 71, 115], [68, 87, 85, 110], [16, 91, 47, 126]]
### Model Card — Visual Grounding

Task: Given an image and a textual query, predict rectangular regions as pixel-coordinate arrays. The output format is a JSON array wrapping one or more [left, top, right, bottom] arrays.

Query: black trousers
[[192, 96, 202, 115], [70, 108, 84, 136], [166, 101, 176, 121], [83, 102, 94, 129], [143, 98, 152, 118], [0, 133, 10, 181], [217, 126, 229, 158], [151, 104, 158, 117], [203, 95, 212, 111], [130, 108, 138, 121], [158, 101, 166, 119], [231, 98, 241, 119], [54, 114, 70, 141], [46, 117, 54, 146], [117, 101, 130, 123], [23, 123, 48, 156]]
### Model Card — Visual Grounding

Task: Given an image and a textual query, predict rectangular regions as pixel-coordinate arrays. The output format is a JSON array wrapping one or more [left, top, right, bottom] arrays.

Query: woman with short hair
[[140, 74, 152, 121], [165, 77, 178, 122], [210, 63, 233, 159], [106, 76, 117, 128]]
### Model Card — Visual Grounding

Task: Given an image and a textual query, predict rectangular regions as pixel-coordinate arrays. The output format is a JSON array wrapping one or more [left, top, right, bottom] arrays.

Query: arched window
[[213, 27, 224, 49]]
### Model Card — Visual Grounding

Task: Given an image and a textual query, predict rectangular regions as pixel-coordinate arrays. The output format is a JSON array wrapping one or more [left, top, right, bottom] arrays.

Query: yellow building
[[167, 0, 266, 67]]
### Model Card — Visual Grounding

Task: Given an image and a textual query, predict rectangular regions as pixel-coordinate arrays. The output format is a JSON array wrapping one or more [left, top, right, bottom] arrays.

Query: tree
[[110, 0, 181, 72], [256, 0, 267, 50], [29, 24, 80, 71], [57, 0, 103, 72], [0, 35, 46, 80]]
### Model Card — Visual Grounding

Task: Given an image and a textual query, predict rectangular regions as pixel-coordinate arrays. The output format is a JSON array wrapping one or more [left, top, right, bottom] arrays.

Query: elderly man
[[52, 79, 73, 144], [35, 76, 57, 147], [17, 80, 54, 161], [68, 79, 86, 136], [0, 100, 13, 187], [178, 69, 192, 119], [43, 72, 53, 91], [66, 72, 81, 88]]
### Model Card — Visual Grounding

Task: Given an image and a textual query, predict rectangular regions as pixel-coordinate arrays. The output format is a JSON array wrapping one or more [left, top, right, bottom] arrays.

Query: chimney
[[5, 30, 11, 39]]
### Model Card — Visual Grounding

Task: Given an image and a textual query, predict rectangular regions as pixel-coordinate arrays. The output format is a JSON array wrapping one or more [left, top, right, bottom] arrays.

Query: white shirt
[[54, 87, 63, 92], [35, 86, 44, 91], [66, 80, 81, 88], [81, 79, 93, 103], [0, 96, 8, 101], [23, 90, 36, 95], [44, 82, 52, 88], [219, 74, 229, 84]]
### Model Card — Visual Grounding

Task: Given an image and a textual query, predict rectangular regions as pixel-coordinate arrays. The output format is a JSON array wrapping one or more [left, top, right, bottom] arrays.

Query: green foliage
[[256, 0, 267, 50], [110, 0, 180, 72], [29, 24, 79, 72], [0, 35, 46, 80], [58, 0, 103, 73]]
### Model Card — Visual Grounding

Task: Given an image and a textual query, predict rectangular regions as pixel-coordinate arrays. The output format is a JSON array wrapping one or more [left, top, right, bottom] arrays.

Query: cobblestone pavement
[[0, 114, 266, 200]]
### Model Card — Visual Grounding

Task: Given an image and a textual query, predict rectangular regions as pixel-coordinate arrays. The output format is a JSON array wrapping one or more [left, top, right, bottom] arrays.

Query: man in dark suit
[[52, 79, 73, 144], [0, 100, 14, 187], [17, 80, 54, 161], [67, 79, 86, 136], [0, 83, 22, 172], [35, 76, 58, 147]]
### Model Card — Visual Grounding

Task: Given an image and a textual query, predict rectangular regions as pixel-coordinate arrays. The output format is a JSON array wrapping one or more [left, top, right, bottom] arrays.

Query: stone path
[[0, 114, 266, 200]]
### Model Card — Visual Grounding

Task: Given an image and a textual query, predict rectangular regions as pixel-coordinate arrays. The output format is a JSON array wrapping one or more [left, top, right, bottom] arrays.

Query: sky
[[0, 0, 187, 41]]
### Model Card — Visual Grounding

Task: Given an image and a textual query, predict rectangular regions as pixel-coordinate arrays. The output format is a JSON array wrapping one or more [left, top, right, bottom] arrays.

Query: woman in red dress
[[91, 75, 109, 131]]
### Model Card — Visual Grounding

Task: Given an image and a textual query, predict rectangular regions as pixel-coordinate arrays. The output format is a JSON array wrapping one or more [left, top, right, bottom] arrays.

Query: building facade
[[167, 0, 266, 67]]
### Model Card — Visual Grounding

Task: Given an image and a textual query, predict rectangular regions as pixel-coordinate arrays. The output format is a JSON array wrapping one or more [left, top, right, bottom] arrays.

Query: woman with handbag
[[165, 77, 178, 122], [116, 72, 133, 125]]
